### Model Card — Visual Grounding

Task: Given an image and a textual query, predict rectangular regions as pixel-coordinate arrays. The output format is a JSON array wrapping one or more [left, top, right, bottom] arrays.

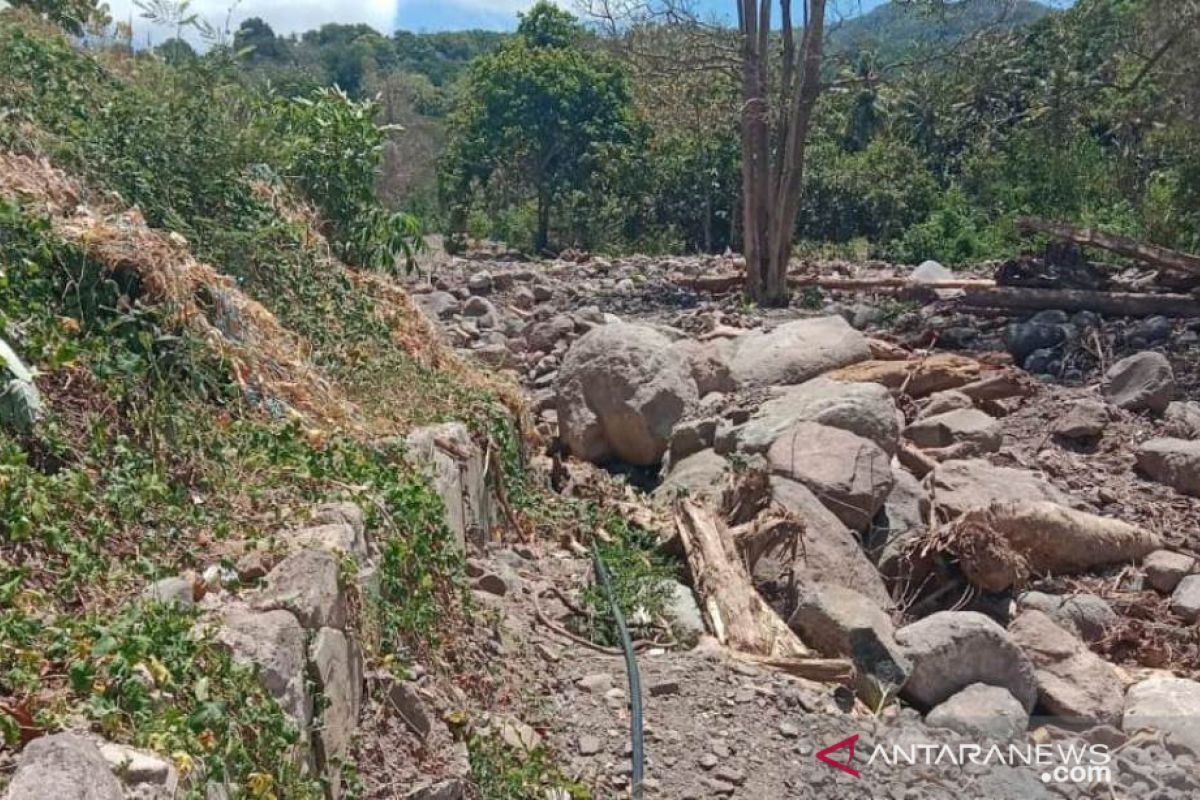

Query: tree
[[441, 2, 637, 251], [233, 16, 290, 62], [9, 0, 109, 35]]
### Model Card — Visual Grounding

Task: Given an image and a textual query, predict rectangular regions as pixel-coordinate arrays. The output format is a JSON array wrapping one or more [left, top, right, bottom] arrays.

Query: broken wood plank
[[1018, 217, 1200, 277], [673, 499, 852, 683], [959, 285, 1200, 317]]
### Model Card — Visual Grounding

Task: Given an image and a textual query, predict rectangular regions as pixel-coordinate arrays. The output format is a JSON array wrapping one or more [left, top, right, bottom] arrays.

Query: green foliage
[[469, 734, 590, 800], [280, 88, 421, 270], [576, 516, 676, 648], [440, 2, 640, 251], [7, 0, 109, 35]]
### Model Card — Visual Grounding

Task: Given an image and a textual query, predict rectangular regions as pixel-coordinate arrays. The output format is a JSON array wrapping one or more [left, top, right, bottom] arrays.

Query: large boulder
[[727, 316, 870, 388], [895, 610, 1038, 711], [1008, 610, 1124, 727], [924, 459, 1070, 518], [556, 323, 698, 465], [1123, 676, 1200, 755], [309, 627, 364, 790], [765, 477, 891, 606], [875, 468, 932, 583], [904, 409, 1002, 455], [1101, 351, 1174, 413], [1136, 438, 1200, 497], [788, 583, 909, 703], [766, 422, 893, 531], [926, 684, 1029, 741], [717, 377, 899, 455], [1164, 400, 1200, 439], [3, 733, 124, 800]]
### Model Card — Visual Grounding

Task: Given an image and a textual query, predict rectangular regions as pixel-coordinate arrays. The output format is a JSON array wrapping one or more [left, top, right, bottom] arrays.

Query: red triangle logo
[[816, 734, 860, 777]]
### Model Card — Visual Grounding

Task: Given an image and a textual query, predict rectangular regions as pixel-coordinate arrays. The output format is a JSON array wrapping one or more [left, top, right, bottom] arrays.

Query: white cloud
[[105, 0, 400, 42]]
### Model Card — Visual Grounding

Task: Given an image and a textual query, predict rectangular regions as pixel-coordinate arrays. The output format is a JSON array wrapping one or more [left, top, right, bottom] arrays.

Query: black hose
[[591, 540, 645, 800]]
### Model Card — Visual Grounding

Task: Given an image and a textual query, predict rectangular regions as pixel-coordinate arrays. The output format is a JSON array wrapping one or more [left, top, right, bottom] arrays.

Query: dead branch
[[673, 498, 851, 682], [959, 285, 1200, 318], [1018, 217, 1200, 277]]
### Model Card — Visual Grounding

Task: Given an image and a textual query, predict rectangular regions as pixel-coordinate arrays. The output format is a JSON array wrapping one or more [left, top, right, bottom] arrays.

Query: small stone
[[649, 680, 681, 697], [576, 673, 612, 694], [778, 721, 800, 738], [534, 642, 560, 663], [698, 753, 719, 770], [471, 573, 508, 596], [577, 734, 602, 756], [1145, 550, 1197, 593], [385, 677, 432, 740], [142, 575, 196, 608], [1052, 399, 1110, 440], [714, 766, 747, 786]]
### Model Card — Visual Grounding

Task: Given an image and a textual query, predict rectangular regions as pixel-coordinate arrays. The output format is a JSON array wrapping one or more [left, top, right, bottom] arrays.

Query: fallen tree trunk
[[928, 500, 1162, 592], [788, 275, 995, 291], [1018, 217, 1200, 277], [960, 285, 1200, 317], [673, 499, 852, 683]]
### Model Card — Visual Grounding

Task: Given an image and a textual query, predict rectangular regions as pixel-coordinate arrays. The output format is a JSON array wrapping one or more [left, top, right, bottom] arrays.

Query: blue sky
[[104, 0, 1073, 42]]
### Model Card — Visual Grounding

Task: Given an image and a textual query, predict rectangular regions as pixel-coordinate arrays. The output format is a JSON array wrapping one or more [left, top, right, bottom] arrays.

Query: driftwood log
[[789, 275, 995, 291], [673, 499, 852, 683], [1018, 217, 1200, 277], [959, 285, 1200, 317]]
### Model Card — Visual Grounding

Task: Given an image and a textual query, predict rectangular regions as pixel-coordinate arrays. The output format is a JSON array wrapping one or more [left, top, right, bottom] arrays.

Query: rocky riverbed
[[404, 251, 1200, 799]]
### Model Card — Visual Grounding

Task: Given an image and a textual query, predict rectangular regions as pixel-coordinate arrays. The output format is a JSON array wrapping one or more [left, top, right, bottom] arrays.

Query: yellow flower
[[247, 772, 275, 798], [172, 751, 195, 777], [147, 656, 171, 686]]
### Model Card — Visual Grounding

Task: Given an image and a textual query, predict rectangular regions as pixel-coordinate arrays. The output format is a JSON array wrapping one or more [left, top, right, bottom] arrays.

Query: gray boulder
[[1008, 610, 1124, 726], [766, 422, 893, 531], [654, 449, 730, 503], [875, 468, 930, 580], [895, 610, 1038, 711], [1123, 676, 1200, 755], [1164, 400, 1200, 439], [718, 377, 899, 455], [256, 549, 346, 630], [413, 291, 459, 320], [926, 683, 1029, 741], [1170, 574, 1200, 622], [1136, 437, 1200, 497], [918, 390, 973, 419], [1052, 399, 1111, 440], [924, 459, 1069, 518], [4, 733, 124, 800], [405, 422, 490, 550], [217, 608, 312, 726], [309, 626, 364, 789], [728, 316, 870, 388], [788, 583, 909, 703], [1101, 351, 1174, 413], [912, 260, 954, 282], [1144, 549, 1197, 593], [904, 408, 1002, 454], [667, 417, 718, 464], [666, 581, 706, 643], [766, 477, 891, 606], [556, 323, 698, 465], [525, 314, 574, 354], [142, 575, 196, 608]]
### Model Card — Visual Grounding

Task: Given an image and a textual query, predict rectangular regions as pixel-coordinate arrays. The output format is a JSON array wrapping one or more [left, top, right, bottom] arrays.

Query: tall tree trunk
[[739, 0, 826, 307], [535, 187, 550, 253]]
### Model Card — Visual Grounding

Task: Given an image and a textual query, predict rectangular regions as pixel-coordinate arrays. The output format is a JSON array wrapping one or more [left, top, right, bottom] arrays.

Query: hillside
[[829, 0, 1054, 61]]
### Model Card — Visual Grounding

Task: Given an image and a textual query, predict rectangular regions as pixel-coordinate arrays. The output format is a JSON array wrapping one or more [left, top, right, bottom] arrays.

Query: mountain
[[829, 0, 1054, 62]]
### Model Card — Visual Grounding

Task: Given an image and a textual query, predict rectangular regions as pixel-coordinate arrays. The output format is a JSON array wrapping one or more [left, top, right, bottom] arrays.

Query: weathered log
[[672, 499, 852, 683], [956, 370, 1037, 402], [930, 500, 1162, 592], [960, 285, 1200, 317], [1018, 217, 1200, 277], [788, 275, 995, 291], [825, 353, 982, 398], [897, 441, 938, 479]]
